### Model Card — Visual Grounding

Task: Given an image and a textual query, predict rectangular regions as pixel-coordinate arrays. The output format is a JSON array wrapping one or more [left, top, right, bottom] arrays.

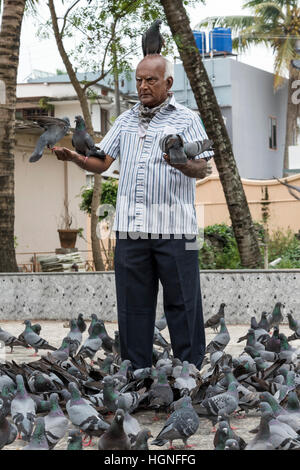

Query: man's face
[[136, 58, 173, 108]]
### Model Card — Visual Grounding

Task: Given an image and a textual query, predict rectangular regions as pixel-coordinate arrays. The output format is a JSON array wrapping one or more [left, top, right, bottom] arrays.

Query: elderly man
[[54, 54, 213, 370]]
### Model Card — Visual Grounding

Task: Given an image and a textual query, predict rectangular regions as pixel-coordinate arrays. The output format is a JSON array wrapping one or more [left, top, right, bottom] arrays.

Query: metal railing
[[16, 249, 115, 272]]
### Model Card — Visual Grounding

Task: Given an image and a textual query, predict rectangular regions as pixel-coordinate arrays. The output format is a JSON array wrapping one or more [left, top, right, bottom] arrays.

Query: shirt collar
[[131, 92, 177, 115]]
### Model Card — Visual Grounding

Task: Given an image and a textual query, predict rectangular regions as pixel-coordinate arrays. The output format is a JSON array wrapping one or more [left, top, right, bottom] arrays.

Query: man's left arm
[[163, 112, 214, 178], [163, 154, 212, 178]]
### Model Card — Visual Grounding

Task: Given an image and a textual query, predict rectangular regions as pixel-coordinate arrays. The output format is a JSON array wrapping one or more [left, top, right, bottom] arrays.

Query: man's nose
[[139, 79, 149, 89]]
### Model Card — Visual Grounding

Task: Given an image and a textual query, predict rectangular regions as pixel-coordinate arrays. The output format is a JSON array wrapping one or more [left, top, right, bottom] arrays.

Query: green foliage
[[199, 223, 242, 269], [79, 178, 118, 221], [268, 228, 300, 268], [199, 223, 300, 269]]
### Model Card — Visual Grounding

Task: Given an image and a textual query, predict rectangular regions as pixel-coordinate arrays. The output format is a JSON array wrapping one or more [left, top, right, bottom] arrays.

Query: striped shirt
[[99, 94, 213, 234]]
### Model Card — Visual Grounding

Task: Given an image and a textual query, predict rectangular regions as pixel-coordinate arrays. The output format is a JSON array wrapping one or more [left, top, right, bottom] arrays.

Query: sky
[[17, 0, 275, 83]]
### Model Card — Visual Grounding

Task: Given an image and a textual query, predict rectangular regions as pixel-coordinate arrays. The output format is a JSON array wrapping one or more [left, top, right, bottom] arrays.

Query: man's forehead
[[136, 59, 165, 78]]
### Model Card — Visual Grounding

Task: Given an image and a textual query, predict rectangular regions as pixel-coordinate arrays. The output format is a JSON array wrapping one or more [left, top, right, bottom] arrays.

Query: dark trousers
[[114, 232, 206, 370]]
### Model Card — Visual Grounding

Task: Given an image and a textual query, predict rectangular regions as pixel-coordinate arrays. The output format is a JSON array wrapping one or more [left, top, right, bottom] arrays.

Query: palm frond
[[273, 38, 295, 88], [195, 15, 256, 32], [253, 2, 285, 22]]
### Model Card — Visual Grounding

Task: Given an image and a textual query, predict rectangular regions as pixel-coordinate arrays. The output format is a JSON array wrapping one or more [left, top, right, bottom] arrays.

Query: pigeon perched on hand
[[72, 115, 106, 159], [160, 134, 214, 165], [142, 19, 164, 56], [29, 116, 70, 162]]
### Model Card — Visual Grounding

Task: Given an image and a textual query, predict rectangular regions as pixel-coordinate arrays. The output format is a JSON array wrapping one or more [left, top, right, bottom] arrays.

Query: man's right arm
[[53, 146, 115, 174]]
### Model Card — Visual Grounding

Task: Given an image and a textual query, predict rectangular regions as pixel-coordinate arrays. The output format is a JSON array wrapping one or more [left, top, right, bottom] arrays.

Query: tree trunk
[[48, 0, 105, 271], [0, 0, 26, 272], [160, 0, 262, 268], [283, 62, 300, 176]]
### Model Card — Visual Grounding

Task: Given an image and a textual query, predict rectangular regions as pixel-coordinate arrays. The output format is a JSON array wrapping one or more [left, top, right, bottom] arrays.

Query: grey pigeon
[[151, 396, 199, 449], [214, 418, 246, 450], [198, 382, 239, 420], [72, 115, 106, 159], [66, 382, 109, 445], [224, 438, 240, 450], [22, 417, 49, 450], [22, 320, 56, 355], [155, 313, 167, 332], [148, 368, 173, 413], [245, 409, 275, 450], [98, 409, 131, 450], [0, 398, 17, 449], [111, 359, 132, 389], [268, 302, 284, 329], [77, 321, 102, 362], [153, 327, 169, 348], [76, 313, 87, 333], [44, 393, 69, 449], [142, 19, 164, 56], [66, 319, 82, 355], [173, 361, 197, 395], [160, 134, 188, 164], [116, 395, 141, 439], [257, 402, 300, 450], [11, 375, 36, 441], [102, 375, 144, 414], [257, 311, 270, 332], [48, 336, 72, 362], [0, 326, 27, 353], [88, 313, 99, 336], [205, 318, 230, 354], [132, 429, 153, 450], [259, 391, 300, 433], [29, 116, 70, 162], [204, 303, 226, 332], [67, 429, 82, 450], [183, 139, 214, 160]]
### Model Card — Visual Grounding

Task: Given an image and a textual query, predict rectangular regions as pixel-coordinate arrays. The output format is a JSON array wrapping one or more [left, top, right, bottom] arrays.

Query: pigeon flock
[[0, 303, 299, 451]]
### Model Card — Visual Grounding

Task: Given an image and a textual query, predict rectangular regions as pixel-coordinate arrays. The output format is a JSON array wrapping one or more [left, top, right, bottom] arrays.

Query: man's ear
[[166, 76, 173, 91]]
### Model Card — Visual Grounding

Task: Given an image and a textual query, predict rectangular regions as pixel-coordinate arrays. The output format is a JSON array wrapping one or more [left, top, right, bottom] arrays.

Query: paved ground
[[0, 320, 296, 451]]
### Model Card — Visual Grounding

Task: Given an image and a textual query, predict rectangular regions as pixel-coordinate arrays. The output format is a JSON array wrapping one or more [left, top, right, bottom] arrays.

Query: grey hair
[[163, 58, 174, 79]]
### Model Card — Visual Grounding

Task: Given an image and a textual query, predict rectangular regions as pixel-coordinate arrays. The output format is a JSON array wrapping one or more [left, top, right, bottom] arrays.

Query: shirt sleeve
[[97, 114, 124, 160], [181, 112, 214, 160]]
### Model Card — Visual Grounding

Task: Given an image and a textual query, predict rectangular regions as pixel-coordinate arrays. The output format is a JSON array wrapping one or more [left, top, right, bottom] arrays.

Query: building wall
[[15, 132, 88, 266], [195, 173, 300, 233], [230, 60, 287, 179]]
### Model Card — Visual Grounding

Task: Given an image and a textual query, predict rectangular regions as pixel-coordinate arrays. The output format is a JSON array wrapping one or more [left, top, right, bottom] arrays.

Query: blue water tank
[[209, 27, 232, 53], [192, 30, 207, 54]]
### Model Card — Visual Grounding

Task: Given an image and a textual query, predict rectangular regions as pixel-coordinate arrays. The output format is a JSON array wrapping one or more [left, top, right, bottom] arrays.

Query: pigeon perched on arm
[[160, 134, 214, 165], [29, 116, 70, 162], [72, 115, 106, 159], [142, 19, 164, 56]]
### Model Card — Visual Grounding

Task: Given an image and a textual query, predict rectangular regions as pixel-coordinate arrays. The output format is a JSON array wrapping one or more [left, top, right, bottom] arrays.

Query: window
[[16, 107, 54, 120], [269, 117, 277, 150]]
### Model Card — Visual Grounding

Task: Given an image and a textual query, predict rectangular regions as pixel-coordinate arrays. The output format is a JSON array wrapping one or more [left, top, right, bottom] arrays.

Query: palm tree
[[160, 0, 262, 268], [197, 0, 300, 176], [0, 0, 27, 272]]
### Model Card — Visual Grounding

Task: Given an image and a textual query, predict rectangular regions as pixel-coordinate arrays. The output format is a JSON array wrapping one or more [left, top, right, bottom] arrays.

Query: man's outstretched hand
[[53, 146, 81, 162]]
